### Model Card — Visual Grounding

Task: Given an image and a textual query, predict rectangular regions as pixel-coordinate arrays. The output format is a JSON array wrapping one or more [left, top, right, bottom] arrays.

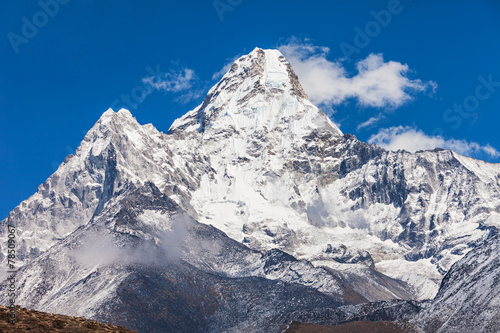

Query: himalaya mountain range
[[1, 48, 499, 332]]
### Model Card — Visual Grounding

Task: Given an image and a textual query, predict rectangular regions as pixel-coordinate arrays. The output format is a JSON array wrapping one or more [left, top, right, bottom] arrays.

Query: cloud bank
[[368, 126, 500, 158], [278, 40, 436, 110]]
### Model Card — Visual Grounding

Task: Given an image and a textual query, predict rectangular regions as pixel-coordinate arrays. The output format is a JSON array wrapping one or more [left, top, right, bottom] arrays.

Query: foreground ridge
[[0, 305, 136, 333]]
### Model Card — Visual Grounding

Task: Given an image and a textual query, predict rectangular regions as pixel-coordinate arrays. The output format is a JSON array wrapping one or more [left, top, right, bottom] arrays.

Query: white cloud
[[368, 126, 500, 158], [143, 67, 197, 93], [278, 40, 437, 110], [174, 90, 205, 104], [141, 66, 205, 104], [357, 113, 385, 131]]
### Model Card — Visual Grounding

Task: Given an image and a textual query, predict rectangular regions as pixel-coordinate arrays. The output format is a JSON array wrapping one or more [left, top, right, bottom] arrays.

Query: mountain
[[278, 232, 500, 333], [411, 233, 500, 332], [0, 47, 499, 331]]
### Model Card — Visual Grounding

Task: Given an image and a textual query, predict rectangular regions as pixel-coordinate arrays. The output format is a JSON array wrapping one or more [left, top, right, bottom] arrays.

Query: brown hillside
[[0, 306, 136, 333], [284, 320, 418, 333]]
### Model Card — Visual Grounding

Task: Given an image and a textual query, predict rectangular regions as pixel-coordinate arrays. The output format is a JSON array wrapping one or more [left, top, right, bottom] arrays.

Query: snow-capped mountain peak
[[169, 48, 342, 137], [87, 107, 151, 141]]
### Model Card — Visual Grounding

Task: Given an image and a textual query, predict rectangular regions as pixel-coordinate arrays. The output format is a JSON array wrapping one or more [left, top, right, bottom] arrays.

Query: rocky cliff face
[[412, 233, 500, 332]]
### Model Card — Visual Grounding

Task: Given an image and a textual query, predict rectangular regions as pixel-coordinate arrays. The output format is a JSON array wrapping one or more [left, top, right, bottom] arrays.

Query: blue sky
[[1, 0, 500, 219]]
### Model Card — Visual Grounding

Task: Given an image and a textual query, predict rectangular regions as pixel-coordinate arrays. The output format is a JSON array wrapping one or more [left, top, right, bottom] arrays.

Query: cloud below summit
[[368, 126, 500, 158], [278, 40, 437, 110]]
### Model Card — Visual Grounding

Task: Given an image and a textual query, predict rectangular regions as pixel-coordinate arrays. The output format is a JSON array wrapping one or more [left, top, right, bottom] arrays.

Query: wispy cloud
[[70, 213, 192, 268], [174, 90, 205, 104], [142, 66, 203, 104], [111, 64, 203, 110], [368, 126, 500, 159], [357, 113, 385, 131], [278, 39, 437, 110], [212, 54, 241, 80], [143, 67, 197, 92]]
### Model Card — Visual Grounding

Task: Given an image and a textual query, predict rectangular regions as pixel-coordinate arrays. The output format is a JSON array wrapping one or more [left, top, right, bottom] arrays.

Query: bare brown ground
[[0, 305, 136, 333], [284, 320, 418, 333]]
